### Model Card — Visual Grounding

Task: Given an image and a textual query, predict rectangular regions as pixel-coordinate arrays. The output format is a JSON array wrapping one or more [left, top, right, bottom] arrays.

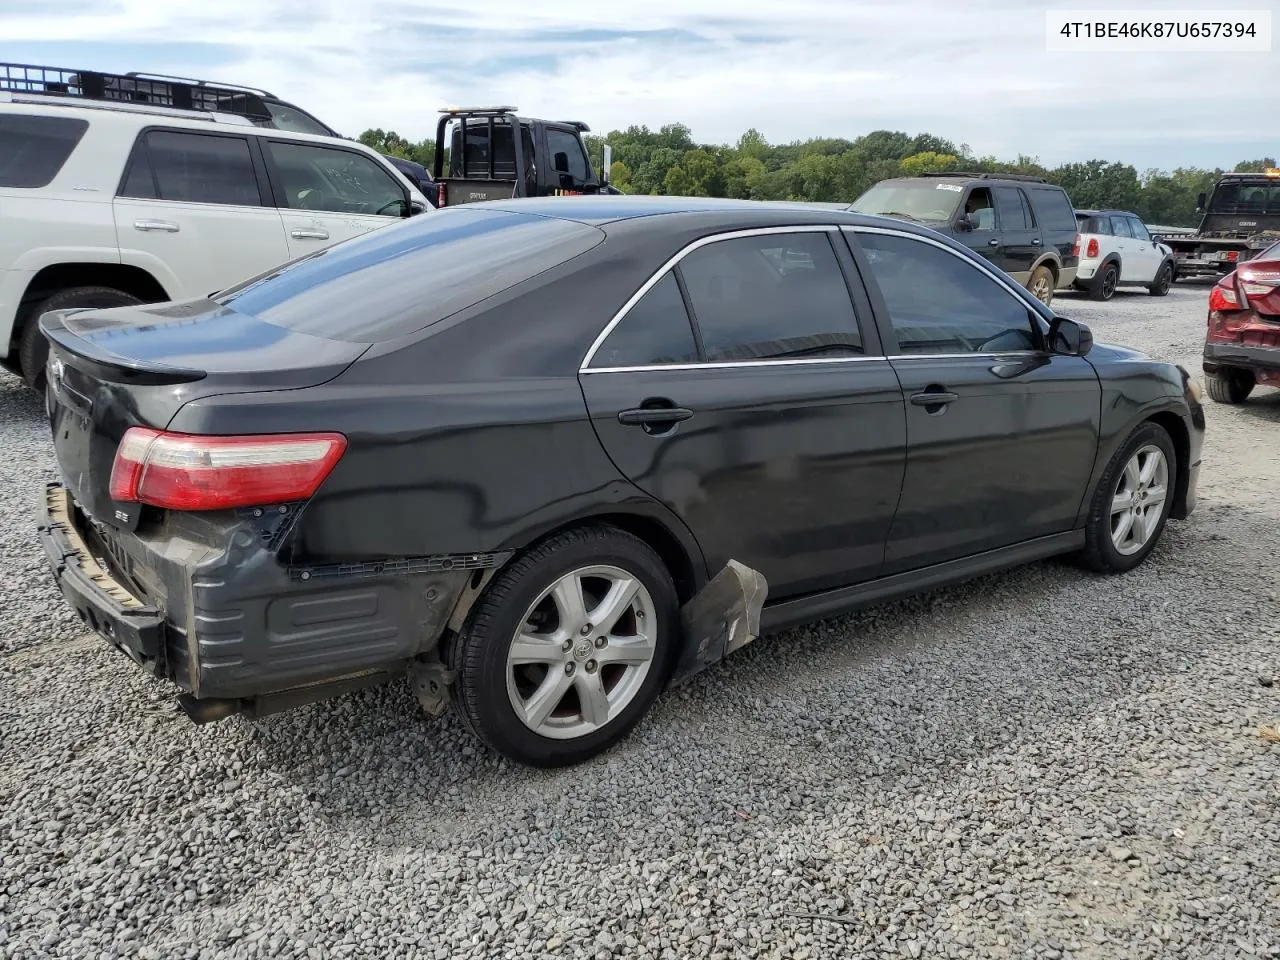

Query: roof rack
[[1, 62, 275, 122], [915, 171, 1048, 183]]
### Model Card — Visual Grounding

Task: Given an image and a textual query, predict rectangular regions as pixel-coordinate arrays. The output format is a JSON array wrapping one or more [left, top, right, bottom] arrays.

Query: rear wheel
[[18, 286, 142, 390], [1028, 265, 1055, 306], [1148, 261, 1173, 296], [450, 525, 678, 767], [1089, 262, 1119, 301], [1205, 369, 1255, 404], [1077, 421, 1177, 574]]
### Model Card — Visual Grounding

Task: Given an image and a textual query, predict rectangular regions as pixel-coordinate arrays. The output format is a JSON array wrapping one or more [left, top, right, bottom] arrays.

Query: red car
[[1204, 238, 1280, 404]]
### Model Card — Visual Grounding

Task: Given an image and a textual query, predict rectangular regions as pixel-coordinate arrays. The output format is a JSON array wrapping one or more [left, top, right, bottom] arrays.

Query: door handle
[[290, 228, 330, 240], [910, 389, 958, 414], [987, 238, 999, 246], [618, 406, 694, 426], [1031, 238, 1042, 245], [134, 219, 179, 233]]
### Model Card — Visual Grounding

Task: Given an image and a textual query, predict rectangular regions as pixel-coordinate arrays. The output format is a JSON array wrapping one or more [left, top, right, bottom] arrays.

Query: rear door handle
[[134, 219, 179, 233], [987, 238, 999, 247], [1031, 238, 1042, 245], [290, 228, 330, 240]]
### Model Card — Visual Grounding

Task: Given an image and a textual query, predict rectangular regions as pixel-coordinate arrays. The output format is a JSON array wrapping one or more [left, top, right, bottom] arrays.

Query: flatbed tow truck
[[430, 106, 615, 207], [1157, 168, 1280, 281]]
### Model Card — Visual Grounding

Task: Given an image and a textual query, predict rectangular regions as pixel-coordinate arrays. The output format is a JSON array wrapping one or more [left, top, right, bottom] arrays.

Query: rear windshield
[[0, 115, 89, 188], [1077, 214, 1108, 234], [1027, 186, 1077, 232], [214, 207, 604, 342]]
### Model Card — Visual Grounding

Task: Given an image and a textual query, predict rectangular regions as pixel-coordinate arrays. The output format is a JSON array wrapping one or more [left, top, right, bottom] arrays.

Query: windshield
[[1208, 181, 1280, 215], [850, 181, 963, 223]]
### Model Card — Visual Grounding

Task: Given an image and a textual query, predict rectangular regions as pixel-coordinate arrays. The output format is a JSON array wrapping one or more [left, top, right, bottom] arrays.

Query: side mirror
[[1048, 316, 1093, 356], [957, 212, 976, 231], [408, 198, 427, 216], [1196, 192, 1206, 212], [601, 145, 613, 185]]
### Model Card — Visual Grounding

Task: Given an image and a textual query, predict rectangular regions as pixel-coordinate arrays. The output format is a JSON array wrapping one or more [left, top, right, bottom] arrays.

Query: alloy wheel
[[1109, 444, 1168, 556], [505, 565, 657, 740]]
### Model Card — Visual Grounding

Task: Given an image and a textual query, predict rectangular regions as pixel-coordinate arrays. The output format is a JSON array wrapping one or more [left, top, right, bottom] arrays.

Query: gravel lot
[[2, 283, 1278, 960]]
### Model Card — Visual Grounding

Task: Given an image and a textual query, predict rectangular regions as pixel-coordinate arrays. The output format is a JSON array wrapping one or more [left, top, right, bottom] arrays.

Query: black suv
[[851, 173, 1080, 305]]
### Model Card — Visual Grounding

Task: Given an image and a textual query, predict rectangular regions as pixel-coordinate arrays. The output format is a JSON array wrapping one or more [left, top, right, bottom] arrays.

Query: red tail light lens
[[1207, 273, 1244, 312], [1226, 250, 1239, 262], [109, 428, 347, 511], [1086, 238, 1099, 258], [436, 182, 446, 207], [1071, 233, 1080, 257]]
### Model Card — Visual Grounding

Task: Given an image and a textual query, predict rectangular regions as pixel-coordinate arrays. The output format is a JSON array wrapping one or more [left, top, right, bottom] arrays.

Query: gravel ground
[[2, 283, 1278, 960]]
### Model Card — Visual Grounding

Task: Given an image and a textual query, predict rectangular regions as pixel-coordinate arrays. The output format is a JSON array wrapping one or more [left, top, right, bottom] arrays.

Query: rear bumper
[[1204, 340, 1280, 385], [37, 482, 490, 716], [38, 484, 167, 673]]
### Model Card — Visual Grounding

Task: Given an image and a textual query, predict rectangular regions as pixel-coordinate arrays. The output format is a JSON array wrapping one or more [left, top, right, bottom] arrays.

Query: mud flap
[[670, 560, 768, 686]]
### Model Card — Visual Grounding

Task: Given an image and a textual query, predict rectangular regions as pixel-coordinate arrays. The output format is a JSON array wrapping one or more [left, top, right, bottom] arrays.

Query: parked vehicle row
[[37, 196, 1205, 767]]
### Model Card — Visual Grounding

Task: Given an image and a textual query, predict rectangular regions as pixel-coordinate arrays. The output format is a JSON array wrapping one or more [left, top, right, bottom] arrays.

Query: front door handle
[[1031, 238, 1042, 245], [290, 228, 330, 240], [987, 238, 999, 246], [618, 406, 694, 426], [134, 219, 179, 233], [910, 390, 959, 414]]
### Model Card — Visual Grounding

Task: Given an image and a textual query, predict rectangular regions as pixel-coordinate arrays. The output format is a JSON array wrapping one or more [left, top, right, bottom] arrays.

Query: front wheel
[[1077, 422, 1177, 574], [450, 525, 678, 767], [1148, 262, 1173, 296]]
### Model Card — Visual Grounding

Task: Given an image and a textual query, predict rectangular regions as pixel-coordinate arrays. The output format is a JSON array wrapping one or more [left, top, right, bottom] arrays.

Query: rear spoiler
[[40, 310, 207, 386]]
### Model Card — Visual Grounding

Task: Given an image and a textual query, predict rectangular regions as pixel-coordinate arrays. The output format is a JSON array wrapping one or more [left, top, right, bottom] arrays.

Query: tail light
[[1238, 261, 1280, 298], [1071, 233, 1080, 257], [1086, 238, 1099, 258], [1226, 250, 1239, 262], [109, 428, 347, 511], [436, 182, 446, 207], [1207, 272, 1245, 313]]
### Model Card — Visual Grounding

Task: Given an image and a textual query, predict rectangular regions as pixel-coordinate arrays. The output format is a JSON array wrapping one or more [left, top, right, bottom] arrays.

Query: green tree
[[1234, 157, 1277, 173], [899, 151, 961, 176]]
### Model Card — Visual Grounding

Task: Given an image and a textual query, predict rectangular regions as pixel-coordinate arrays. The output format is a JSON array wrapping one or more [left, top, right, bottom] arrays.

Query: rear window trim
[[0, 114, 90, 189]]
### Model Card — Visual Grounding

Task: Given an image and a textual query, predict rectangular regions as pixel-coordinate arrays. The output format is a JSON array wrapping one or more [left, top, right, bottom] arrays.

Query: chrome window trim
[[578, 224, 846, 373]]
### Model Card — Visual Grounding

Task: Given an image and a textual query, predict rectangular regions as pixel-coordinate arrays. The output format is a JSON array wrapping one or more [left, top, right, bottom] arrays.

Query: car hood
[[1088, 341, 1151, 364]]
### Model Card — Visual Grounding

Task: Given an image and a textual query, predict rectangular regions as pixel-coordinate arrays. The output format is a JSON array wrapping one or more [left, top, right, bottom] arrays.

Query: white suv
[[1071, 209, 1176, 301], [0, 92, 430, 389]]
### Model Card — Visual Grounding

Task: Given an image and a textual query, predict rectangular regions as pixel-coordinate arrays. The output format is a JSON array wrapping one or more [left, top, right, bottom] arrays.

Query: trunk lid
[[43, 297, 368, 528]]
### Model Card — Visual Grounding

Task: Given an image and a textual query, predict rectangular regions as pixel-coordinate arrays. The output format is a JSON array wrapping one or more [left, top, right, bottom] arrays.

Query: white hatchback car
[[1071, 209, 1176, 301], [0, 86, 430, 389]]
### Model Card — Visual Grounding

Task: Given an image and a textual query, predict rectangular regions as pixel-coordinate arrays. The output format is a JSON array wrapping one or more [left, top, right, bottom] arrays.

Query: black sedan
[[37, 197, 1205, 767]]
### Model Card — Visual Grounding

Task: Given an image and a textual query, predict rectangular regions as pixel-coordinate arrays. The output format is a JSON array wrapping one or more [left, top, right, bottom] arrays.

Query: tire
[[1205, 370, 1255, 405], [1089, 262, 1119, 301], [1148, 261, 1173, 296], [1077, 421, 1177, 574], [18, 286, 142, 390], [450, 524, 679, 767], [1028, 264, 1055, 306]]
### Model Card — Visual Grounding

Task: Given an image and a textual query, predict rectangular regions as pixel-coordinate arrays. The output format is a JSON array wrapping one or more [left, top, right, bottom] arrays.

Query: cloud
[[2, 0, 1275, 170]]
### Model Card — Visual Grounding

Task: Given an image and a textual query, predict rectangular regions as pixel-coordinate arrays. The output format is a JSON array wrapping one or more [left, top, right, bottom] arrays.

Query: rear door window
[[589, 273, 699, 368], [677, 231, 864, 361], [1027, 186, 1078, 232], [0, 115, 89, 188], [993, 186, 1031, 229], [120, 130, 263, 206], [1109, 216, 1135, 239]]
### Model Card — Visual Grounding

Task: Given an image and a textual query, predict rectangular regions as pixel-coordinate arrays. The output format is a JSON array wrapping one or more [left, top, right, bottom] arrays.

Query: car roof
[[475, 194, 905, 230], [1075, 208, 1140, 218]]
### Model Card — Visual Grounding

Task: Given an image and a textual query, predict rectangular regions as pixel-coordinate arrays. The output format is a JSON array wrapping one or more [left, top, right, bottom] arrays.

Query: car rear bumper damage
[[38, 481, 506, 722], [1203, 340, 1280, 385]]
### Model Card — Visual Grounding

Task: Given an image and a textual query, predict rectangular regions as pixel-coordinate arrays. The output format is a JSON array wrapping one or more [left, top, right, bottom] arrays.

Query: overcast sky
[[3, 0, 1276, 171]]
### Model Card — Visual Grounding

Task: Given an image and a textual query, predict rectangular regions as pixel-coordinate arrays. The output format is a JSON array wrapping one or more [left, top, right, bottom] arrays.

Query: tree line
[[359, 124, 1275, 228]]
